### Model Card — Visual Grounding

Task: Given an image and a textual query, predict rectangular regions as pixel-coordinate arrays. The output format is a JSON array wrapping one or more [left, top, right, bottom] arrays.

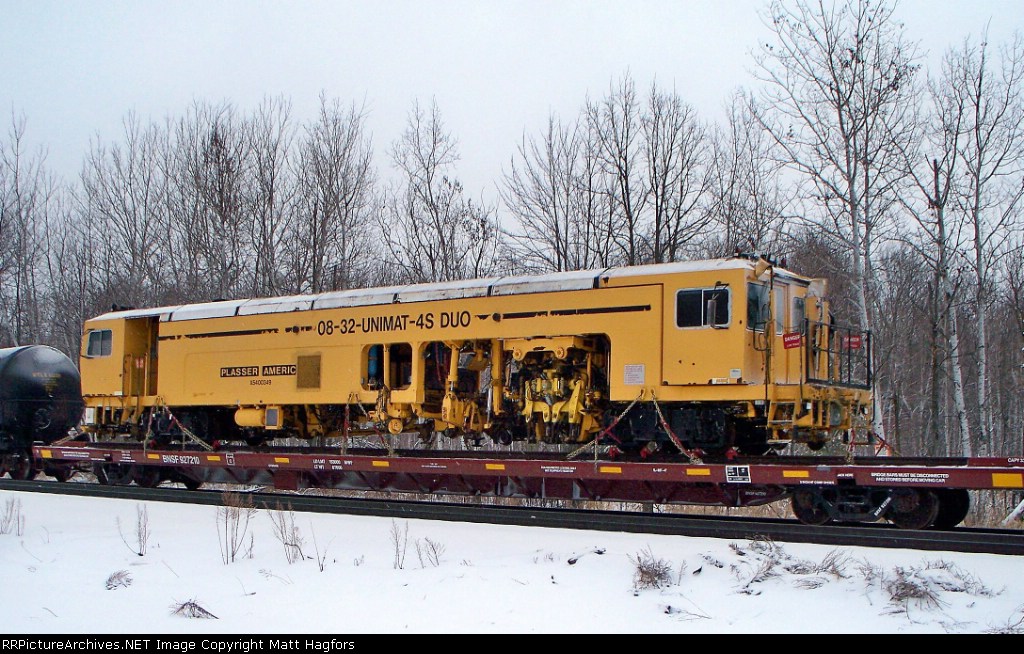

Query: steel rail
[[1, 478, 1021, 556]]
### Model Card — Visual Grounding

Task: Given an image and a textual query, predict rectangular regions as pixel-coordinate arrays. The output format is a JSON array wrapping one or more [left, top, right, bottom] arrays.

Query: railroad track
[[2, 478, 1021, 556]]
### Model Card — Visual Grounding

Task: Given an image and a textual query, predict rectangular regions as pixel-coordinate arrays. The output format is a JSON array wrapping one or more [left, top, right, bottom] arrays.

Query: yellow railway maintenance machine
[[78, 256, 872, 457]]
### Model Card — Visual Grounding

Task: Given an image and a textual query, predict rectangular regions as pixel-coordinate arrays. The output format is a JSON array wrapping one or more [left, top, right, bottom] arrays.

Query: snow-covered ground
[[1, 489, 1022, 634]]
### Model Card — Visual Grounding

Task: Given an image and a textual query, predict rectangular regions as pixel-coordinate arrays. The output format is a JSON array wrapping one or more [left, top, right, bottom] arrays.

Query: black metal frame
[[804, 319, 872, 389]]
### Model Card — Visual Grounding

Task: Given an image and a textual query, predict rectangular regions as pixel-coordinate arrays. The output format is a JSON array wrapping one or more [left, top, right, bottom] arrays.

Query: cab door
[[121, 317, 159, 397]]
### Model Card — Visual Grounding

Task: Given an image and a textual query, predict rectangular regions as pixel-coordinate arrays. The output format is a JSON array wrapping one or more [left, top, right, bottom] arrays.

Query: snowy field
[[1, 489, 1022, 634]]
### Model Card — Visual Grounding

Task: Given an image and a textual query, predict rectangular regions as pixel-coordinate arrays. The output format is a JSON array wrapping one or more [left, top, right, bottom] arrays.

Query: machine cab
[[81, 315, 160, 399]]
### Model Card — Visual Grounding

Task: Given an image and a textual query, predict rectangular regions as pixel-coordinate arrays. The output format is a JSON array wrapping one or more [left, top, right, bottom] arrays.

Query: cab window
[[747, 283, 770, 332], [676, 288, 730, 328], [86, 329, 113, 357], [774, 287, 786, 334], [792, 296, 806, 332]]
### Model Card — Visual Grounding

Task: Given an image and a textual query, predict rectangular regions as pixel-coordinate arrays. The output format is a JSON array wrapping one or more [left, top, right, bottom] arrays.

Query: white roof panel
[[167, 300, 249, 322], [313, 286, 406, 310], [89, 306, 181, 322], [237, 295, 315, 316], [489, 269, 608, 296], [395, 278, 500, 303], [600, 259, 752, 282]]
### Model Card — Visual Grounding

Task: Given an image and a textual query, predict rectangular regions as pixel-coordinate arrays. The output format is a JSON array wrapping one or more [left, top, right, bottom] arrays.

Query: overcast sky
[[2, 0, 1021, 200]]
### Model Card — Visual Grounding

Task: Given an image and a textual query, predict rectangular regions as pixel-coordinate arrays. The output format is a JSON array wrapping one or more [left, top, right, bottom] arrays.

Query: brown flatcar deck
[[32, 444, 1024, 529]]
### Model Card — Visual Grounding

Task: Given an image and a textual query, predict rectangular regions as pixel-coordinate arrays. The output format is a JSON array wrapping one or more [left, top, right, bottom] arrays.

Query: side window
[[676, 290, 702, 327], [390, 343, 413, 390], [774, 287, 786, 334], [362, 343, 413, 390], [747, 283, 770, 332], [363, 344, 384, 389], [676, 288, 730, 328], [422, 342, 448, 391], [86, 329, 113, 357], [792, 296, 806, 332]]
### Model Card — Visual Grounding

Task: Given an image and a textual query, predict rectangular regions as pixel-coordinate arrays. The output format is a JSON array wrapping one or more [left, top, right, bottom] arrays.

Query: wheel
[[173, 471, 202, 490], [416, 428, 438, 449], [791, 488, 832, 525], [94, 462, 134, 486], [9, 450, 37, 480], [887, 489, 940, 530], [491, 425, 514, 446], [931, 489, 971, 530], [46, 466, 71, 482], [132, 466, 162, 488], [244, 434, 267, 447]]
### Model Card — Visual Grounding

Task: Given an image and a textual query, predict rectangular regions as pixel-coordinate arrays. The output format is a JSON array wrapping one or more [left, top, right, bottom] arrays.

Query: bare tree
[[503, 76, 713, 272], [586, 75, 647, 265], [217, 492, 256, 565], [638, 82, 712, 262], [79, 113, 166, 309], [576, 120, 619, 268], [891, 44, 975, 455], [383, 99, 499, 283], [162, 102, 253, 302], [999, 240, 1024, 454], [0, 114, 55, 346], [868, 248, 936, 455], [641, 82, 712, 262], [290, 95, 376, 293], [752, 0, 920, 440], [953, 30, 1024, 454], [706, 91, 791, 257], [247, 96, 297, 297], [268, 503, 305, 564], [43, 194, 103, 353], [501, 114, 611, 272]]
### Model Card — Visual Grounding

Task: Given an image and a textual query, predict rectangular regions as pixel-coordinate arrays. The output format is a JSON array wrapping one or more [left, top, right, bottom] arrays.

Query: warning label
[[726, 465, 751, 483], [869, 471, 949, 485], [623, 364, 645, 385]]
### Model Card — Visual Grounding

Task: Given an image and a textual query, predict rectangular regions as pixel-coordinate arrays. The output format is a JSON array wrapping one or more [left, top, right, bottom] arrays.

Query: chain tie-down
[[566, 392, 638, 460], [650, 392, 703, 464]]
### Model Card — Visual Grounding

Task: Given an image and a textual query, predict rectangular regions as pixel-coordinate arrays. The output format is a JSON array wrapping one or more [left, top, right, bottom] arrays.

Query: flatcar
[[77, 256, 872, 457]]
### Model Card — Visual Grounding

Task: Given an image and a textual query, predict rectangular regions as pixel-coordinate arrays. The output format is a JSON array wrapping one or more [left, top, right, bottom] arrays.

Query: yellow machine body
[[79, 258, 871, 453]]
